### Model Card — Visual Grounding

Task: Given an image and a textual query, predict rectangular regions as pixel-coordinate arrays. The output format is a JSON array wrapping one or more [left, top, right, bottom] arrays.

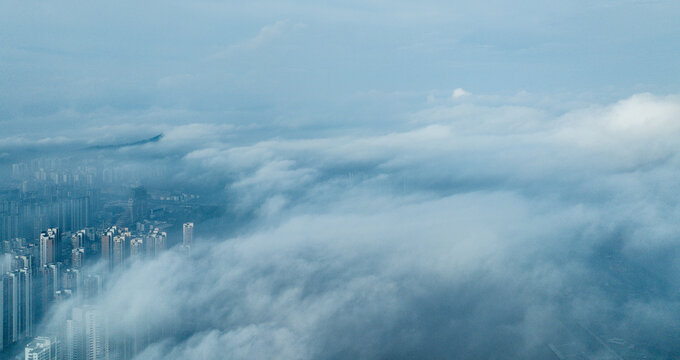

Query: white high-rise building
[[7, 272, 19, 343], [84, 308, 108, 360], [65, 318, 83, 360], [130, 238, 144, 258], [182, 222, 193, 248], [65, 307, 85, 360], [154, 231, 166, 253], [25, 336, 59, 360], [72, 248, 85, 268], [19, 268, 33, 339], [71, 230, 86, 249], [39, 228, 58, 267], [145, 228, 166, 257], [1, 269, 32, 349], [64, 306, 109, 360], [112, 236, 126, 268]]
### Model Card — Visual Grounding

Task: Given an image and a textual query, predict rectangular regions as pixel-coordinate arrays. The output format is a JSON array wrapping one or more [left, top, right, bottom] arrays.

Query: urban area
[[0, 157, 219, 359]]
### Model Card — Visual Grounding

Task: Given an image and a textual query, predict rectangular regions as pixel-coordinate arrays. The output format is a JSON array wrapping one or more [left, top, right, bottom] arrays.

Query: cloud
[[452, 88, 470, 98], [20, 92, 680, 359], [211, 20, 307, 60]]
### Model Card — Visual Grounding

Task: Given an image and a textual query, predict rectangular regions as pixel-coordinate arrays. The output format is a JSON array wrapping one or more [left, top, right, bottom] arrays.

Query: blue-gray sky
[[2, 0, 680, 137]]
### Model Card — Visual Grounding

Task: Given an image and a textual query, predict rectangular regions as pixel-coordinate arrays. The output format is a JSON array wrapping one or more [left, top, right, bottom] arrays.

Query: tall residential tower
[[182, 223, 193, 249]]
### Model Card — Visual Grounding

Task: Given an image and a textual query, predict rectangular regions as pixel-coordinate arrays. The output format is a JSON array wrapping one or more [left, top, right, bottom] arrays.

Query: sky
[[3, 0, 680, 359], [2, 0, 680, 137]]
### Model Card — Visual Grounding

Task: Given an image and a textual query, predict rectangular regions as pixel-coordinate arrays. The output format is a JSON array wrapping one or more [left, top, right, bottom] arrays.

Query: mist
[[3, 1, 680, 359]]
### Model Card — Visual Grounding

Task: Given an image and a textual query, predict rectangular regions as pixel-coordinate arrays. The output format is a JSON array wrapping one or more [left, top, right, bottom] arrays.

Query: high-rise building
[[1, 268, 33, 349], [82, 275, 102, 302], [18, 268, 32, 339], [54, 289, 73, 303], [72, 248, 85, 269], [112, 236, 126, 268], [4, 272, 19, 344], [0, 253, 12, 274], [155, 232, 166, 253], [130, 238, 144, 258], [39, 228, 59, 267], [70, 196, 90, 232], [182, 223, 193, 248], [14, 254, 33, 273], [144, 235, 154, 258], [129, 187, 149, 224], [64, 306, 110, 360], [145, 228, 166, 258], [62, 268, 81, 296], [0, 195, 20, 242], [101, 226, 133, 270], [83, 307, 108, 360], [25, 336, 59, 360], [100, 229, 113, 270], [64, 316, 83, 360], [39, 234, 51, 268], [40, 263, 62, 315], [71, 231, 86, 250]]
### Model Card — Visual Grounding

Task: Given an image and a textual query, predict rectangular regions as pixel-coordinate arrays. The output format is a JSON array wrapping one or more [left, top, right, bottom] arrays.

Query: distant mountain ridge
[[87, 133, 163, 150]]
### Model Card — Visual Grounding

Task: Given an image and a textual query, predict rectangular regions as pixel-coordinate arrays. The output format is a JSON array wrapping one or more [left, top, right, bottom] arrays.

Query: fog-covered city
[[2, 1, 680, 359]]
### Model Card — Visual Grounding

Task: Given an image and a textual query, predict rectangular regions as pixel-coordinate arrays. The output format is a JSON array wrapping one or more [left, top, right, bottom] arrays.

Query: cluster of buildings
[[9, 158, 167, 190], [1, 158, 207, 359], [0, 220, 195, 360], [100, 225, 168, 270], [0, 227, 103, 356], [1, 158, 174, 247], [23, 305, 108, 360], [25, 337, 59, 360], [0, 188, 96, 246]]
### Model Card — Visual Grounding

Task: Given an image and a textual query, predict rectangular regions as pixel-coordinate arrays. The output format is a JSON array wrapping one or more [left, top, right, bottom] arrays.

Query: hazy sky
[[2, 0, 680, 137], [3, 1, 680, 359]]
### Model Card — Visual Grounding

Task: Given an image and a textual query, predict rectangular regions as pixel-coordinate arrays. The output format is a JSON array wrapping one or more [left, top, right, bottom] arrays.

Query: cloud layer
[[18, 93, 679, 359]]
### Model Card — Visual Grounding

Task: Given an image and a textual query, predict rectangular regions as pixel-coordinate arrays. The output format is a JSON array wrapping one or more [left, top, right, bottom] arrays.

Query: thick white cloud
[[24, 93, 680, 359], [452, 88, 470, 98]]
